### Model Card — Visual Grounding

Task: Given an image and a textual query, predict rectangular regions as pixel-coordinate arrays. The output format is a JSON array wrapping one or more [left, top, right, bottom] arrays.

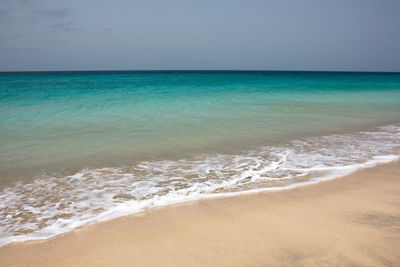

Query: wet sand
[[1, 161, 399, 266]]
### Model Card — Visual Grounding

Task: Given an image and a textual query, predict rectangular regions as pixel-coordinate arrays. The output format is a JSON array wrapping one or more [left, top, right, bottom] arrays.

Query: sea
[[1, 71, 400, 245]]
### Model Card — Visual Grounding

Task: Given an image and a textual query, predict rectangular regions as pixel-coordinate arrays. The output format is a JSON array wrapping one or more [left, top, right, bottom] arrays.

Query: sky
[[0, 0, 399, 72]]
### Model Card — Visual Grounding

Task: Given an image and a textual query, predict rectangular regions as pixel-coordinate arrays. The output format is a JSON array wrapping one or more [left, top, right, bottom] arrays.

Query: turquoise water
[[1, 71, 400, 245], [1, 71, 400, 180]]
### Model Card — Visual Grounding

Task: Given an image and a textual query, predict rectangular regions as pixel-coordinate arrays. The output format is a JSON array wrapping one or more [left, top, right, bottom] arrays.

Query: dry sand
[[1, 161, 400, 266]]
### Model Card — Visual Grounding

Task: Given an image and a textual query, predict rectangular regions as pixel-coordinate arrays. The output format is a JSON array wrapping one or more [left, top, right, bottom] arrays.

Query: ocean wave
[[0, 124, 399, 246]]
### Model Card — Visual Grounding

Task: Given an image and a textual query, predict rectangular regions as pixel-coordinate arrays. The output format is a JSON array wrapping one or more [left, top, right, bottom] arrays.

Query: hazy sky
[[0, 0, 399, 71]]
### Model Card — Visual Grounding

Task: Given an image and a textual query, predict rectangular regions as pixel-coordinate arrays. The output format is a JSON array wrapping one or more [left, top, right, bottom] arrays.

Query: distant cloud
[[49, 21, 73, 28], [49, 39, 68, 45], [0, 7, 73, 23], [104, 28, 114, 32], [49, 21, 82, 33], [62, 27, 82, 32], [36, 8, 72, 19], [18, 0, 40, 5], [0, 9, 28, 22]]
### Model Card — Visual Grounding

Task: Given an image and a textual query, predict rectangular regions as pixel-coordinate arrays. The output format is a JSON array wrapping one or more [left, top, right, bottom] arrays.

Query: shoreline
[[1, 160, 400, 266], [0, 154, 398, 247], [1, 121, 399, 247]]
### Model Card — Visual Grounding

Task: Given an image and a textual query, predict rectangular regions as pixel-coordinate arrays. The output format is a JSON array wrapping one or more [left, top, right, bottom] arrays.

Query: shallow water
[[1, 71, 400, 245]]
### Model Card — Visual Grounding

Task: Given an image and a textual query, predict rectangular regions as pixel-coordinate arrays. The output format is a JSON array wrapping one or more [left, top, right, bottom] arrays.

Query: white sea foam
[[0, 124, 399, 246]]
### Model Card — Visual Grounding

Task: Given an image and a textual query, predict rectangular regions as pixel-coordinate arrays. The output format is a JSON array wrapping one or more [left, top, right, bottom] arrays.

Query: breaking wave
[[0, 124, 399, 246]]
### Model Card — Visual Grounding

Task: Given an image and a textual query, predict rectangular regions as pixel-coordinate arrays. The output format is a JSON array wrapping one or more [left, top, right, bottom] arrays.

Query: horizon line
[[1, 69, 400, 74]]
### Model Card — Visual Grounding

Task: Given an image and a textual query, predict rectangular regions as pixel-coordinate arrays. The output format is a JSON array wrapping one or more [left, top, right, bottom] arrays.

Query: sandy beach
[[1, 161, 399, 266], [2, 0, 400, 265]]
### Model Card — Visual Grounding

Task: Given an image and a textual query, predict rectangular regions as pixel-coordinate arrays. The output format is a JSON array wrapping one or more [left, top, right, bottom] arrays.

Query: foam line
[[0, 124, 399, 246]]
